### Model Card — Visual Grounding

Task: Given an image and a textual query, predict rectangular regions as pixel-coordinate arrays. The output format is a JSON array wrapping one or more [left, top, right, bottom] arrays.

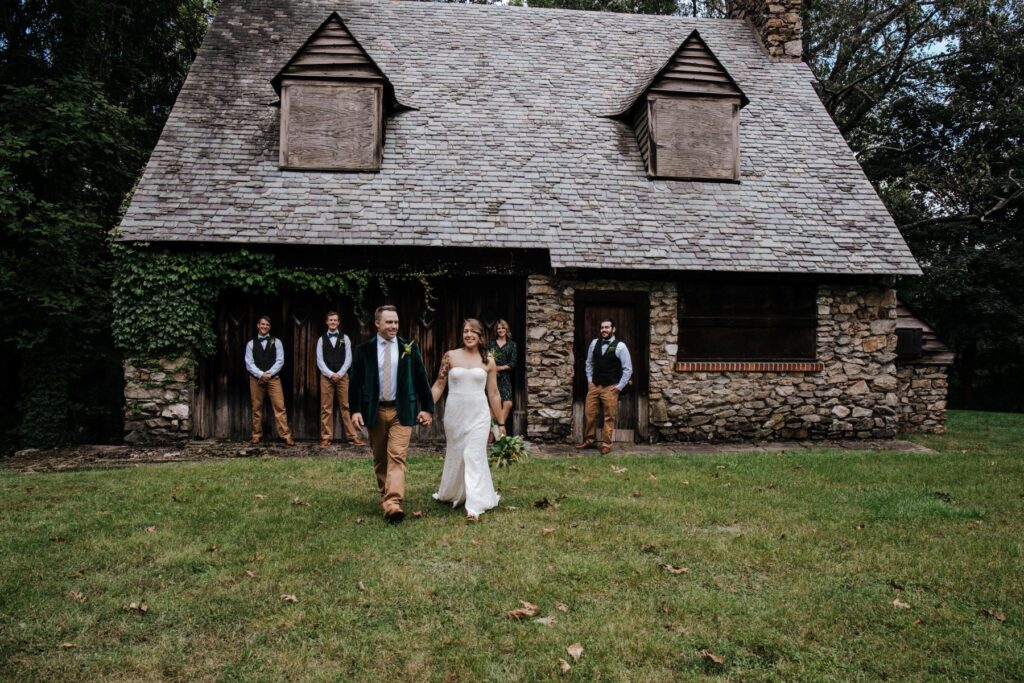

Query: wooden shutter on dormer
[[274, 13, 394, 172], [627, 30, 747, 182]]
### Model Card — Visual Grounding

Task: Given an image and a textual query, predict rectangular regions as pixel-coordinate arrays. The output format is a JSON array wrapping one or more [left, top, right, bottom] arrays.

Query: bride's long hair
[[462, 318, 489, 364]]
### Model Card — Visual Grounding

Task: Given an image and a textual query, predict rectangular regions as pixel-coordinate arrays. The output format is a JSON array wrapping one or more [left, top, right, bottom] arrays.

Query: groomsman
[[316, 310, 364, 447], [576, 318, 633, 455], [244, 315, 294, 445]]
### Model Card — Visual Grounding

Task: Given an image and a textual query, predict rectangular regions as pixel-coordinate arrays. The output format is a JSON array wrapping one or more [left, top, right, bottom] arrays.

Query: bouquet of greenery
[[488, 435, 529, 468]]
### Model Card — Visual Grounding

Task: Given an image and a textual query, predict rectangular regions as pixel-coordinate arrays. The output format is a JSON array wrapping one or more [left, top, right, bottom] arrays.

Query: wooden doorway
[[573, 292, 650, 443], [193, 275, 527, 442]]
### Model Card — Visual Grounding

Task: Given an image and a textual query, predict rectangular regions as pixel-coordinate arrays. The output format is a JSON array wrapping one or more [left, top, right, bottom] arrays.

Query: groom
[[349, 305, 434, 523]]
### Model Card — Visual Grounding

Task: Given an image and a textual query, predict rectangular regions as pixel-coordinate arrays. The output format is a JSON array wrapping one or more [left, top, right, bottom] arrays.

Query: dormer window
[[272, 13, 404, 172], [620, 31, 748, 182]]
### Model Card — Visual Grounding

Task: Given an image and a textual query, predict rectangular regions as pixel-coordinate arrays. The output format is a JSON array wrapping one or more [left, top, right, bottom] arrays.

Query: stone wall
[[896, 365, 948, 434], [727, 0, 803, 60], [123, 357, 194, 444], [525, 275, 900, 443]]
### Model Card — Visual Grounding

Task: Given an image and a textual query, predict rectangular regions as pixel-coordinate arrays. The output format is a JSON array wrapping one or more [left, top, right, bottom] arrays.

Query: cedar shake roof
[[117, 0, 922, 275]]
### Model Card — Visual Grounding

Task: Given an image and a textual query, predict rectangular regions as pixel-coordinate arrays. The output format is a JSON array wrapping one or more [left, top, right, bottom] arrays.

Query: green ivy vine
[[112, 243, 437, 358]]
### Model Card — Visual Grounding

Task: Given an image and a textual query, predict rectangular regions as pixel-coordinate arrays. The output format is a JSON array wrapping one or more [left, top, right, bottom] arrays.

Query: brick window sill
[[674, 361, 823, 373]]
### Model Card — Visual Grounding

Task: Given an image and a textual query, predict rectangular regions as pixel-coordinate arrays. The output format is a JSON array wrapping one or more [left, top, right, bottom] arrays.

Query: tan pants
[[368, 406, 412, 513], [249, 376, 291, 439], [584, 384, 619, 447], [319, 374, 358, 442]]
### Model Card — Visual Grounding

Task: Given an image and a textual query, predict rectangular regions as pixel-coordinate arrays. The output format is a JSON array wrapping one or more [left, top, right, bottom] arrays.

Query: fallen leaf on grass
[[355, 517, 364, 524], [647, 473, 657, 481], [25, 485, 37, 493], [413, 511, 425, 518], [255, 494, 265, 500], [700, 649, 725, 665], [892, 598, 912, 610], [568, 465, 581, 472], [980, 609, 1006, 622], [280, 594, 298, 603], [660, 603, 670, 614], [913, 618, 923, 626], [127, 602, 149, 614], [68, 591, 85, 603], [206, 545, 220, 553], [566, 643, 584, 662], [533, 498, 560, 510], [611, 466, 627, 474], [57, 642, 77, 650], [541, 528, 556, 536], [558, 658, 572, 673], [555, 602, 570, 613], [244, 570, 258, 579], [50, 537, 68, 544], [631, 490, 642, 498], [505, 600, 539, 619], [358, 581, 367, 592], [534, 615, 557, 626], [888, 579, 905, 591], [470, 540, 481, 546], [291, 497, 308, 507], [663, 564, 689, 575], [146, 526, 157, 533]]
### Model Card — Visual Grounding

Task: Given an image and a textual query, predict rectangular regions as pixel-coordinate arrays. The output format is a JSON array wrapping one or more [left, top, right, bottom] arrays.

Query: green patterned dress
[[488, 339, 517, 403]]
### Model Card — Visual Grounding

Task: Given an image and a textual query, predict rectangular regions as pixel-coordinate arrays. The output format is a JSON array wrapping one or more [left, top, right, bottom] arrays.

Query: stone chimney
[[727, 0, 802, 61]]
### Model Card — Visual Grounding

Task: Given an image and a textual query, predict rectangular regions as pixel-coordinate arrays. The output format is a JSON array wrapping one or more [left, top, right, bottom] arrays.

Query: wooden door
[[194, 275, 527, 442], [573, 292, 649, 443]]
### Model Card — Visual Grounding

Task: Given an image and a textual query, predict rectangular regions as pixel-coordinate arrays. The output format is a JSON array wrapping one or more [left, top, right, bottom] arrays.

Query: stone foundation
[[123, 357, 195, 444], [896, 365, 948, 434], [525, 275, 900, 442]]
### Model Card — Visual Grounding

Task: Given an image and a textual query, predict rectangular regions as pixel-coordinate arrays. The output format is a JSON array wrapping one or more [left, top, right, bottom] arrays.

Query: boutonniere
[[401, 342, 413, 360], [268, 338, 276, 349]]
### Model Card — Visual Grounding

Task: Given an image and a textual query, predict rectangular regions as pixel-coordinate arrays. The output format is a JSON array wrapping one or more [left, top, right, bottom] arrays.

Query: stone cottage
[[117, 0, 948, 444]]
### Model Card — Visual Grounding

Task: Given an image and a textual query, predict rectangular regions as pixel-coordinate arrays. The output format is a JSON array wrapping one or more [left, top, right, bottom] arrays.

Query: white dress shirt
[[377, 335, 399, 400], [316, 332, 352, 378], [244, 337, 285, 379], [584, 336, 633, 392]]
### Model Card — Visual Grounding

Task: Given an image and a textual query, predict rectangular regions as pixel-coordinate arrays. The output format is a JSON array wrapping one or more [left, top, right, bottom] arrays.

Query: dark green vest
[[252, 336, 277, 372], [321, 333, 349, 372], [592, 338, 623, 387]]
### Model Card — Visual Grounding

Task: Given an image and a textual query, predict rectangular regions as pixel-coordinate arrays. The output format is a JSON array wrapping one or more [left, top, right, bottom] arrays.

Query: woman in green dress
[[487, 319, 517, 433]]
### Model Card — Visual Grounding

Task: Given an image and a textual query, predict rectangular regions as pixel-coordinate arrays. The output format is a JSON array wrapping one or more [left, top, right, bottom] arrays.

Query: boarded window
[[678, 280, 817, 361], [896, 328, 924, 360], [280, 83, 383, 171], [649, 96, 739, 181]]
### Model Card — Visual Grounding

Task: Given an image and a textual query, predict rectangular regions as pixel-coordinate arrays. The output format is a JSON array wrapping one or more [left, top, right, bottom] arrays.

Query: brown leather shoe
[[575, 440, 595, 450], [384, 508, 405, 524], [349, 438, 366, 446], [600, 445, 612, 455], [283, 436, 295, 446], [251, 435, 261, 445], [319, 439, 330, 448]]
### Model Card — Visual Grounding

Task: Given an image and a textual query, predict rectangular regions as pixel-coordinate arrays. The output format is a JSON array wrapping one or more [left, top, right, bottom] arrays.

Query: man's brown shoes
[[319, 439, 330, 448], [283, 436, 295, 446], [600, 445, 612, 455], [349, 438, 366, 446], [574, 440, 596, 450], [384, 508, 405, 524], [251, 436, 261, 445]]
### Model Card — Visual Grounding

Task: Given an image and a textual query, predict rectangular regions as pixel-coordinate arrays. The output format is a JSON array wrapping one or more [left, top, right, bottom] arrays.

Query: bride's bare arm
[[485, 359, 504, 429], [431, 351, 452, 403]]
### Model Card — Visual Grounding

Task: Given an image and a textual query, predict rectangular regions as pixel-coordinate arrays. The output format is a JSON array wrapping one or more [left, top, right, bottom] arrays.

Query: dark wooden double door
[[573, 292, 649, 443], [194, 276, 527, 441]]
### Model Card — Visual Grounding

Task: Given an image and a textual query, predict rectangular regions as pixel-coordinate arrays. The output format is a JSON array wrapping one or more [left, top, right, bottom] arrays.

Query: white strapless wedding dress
[[432, 367, 500, 517]]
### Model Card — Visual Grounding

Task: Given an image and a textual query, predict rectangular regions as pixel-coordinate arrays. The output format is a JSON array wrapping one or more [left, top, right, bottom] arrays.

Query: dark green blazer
[[348, 335, 434, 428]]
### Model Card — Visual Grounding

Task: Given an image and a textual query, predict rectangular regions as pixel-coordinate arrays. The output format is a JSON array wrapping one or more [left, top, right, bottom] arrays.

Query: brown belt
[[378, 400, 396, 408]]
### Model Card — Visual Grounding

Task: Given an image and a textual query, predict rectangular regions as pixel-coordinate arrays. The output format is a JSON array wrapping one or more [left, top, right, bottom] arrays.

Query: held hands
[[331, 372, 341, 382], [260, 372, 271, 383], [417, 411, 433, 428]]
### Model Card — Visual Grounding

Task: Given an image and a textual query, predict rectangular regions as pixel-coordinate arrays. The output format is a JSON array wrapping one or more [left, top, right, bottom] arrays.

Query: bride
[[431, 319, 504, 521]]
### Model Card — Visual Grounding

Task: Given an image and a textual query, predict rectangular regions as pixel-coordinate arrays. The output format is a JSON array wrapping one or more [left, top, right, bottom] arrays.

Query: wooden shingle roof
[[118, 0, 922, 275]]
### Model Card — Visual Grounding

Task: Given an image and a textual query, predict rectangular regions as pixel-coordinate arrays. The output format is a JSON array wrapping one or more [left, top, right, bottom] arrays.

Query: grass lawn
[[2, 411, 1023, 681]]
